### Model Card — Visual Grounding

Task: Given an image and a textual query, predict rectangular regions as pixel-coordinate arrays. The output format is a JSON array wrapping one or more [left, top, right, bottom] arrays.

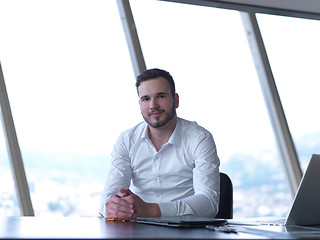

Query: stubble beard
[[143, 103, 176, 129]]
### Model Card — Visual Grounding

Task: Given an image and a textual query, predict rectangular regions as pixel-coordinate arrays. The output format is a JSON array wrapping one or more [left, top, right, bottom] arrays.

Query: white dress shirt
[[100, 117, 220, 217]]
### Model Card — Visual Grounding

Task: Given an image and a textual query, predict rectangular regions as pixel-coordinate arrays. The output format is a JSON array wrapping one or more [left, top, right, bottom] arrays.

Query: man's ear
[[174, 93, 179, 108]]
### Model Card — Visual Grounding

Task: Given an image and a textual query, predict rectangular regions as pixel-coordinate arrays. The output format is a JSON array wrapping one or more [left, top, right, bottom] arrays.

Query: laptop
[[137, 216, 227, 228], [229, 154, 320, 227]]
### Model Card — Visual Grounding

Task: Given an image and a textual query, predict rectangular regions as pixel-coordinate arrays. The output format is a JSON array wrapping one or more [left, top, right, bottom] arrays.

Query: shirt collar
[[167, 118, 182, 147], [141, 122, 149, 140], [140, 118, 182, 147]]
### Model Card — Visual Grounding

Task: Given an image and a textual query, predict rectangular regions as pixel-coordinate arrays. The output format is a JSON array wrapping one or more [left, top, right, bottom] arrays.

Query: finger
[[106, 203, 134, 217], [105, 200, 134, 218], [109, 195, 135, 212], [122, 188, 133, 195], [117, 188, 132, 198], [116, 190, 129, 198], [110, 195, 133, 208], [106, 211, 133, 218], [106, 208, 133, 218]]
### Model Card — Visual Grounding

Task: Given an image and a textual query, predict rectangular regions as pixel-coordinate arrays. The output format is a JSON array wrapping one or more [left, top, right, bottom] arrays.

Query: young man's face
[[138, 77, 179, 129]]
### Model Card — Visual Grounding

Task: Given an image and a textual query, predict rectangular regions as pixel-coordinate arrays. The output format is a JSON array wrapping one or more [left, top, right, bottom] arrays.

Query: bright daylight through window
[[0, 128, 19, 215], [0, 0, 137, 216], [0, 0, 318, 218], [257, 14, 320, 172]]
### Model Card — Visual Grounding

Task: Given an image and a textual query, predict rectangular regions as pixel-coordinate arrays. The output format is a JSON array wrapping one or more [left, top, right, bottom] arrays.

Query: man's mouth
[[149, 110, 164, 117]]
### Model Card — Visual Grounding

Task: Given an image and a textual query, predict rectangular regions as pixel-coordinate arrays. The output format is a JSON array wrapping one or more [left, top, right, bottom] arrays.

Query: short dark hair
[[136, 68, 176, 97]]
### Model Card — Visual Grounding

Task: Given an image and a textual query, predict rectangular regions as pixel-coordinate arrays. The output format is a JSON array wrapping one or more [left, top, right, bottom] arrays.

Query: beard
[[142, 102, 176, 129]]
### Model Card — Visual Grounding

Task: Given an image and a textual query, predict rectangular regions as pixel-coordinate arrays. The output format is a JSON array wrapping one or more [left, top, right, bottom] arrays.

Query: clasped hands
[[105, 188, 161, 218]]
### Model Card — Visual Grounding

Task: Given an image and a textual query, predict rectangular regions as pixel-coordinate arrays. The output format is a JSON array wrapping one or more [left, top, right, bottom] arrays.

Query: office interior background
[[0, 0, 319, 218]]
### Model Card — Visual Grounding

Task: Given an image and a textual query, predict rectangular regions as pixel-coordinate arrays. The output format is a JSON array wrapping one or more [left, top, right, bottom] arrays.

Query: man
[[100, 68, 220, 218]]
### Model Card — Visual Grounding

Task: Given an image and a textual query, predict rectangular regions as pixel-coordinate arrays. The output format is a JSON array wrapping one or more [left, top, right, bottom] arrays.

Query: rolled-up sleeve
[[99, 134, 132, 217]]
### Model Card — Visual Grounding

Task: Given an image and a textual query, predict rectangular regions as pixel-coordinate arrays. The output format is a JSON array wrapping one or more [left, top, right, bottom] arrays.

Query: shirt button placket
[[153, 154, 161, 200]]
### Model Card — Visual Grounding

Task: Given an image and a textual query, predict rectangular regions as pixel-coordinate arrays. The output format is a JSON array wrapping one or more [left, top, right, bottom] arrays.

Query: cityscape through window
[[0, 0, 318, 217]]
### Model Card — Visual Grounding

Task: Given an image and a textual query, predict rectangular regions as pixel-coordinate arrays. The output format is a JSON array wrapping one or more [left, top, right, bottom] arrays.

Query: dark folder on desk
[[137, 216, 227, 228], [229, 154, 320, 227]]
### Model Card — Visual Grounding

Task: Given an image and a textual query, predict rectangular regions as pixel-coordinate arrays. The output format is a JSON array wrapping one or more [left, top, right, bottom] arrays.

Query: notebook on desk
[[229, 154, 320, 227], [137, 216, 227, 228]]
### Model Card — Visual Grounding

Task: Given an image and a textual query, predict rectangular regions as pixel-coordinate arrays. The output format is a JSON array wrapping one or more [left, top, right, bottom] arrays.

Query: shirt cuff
[[157, 202, 177, 217], [99, 203, 106, 217]]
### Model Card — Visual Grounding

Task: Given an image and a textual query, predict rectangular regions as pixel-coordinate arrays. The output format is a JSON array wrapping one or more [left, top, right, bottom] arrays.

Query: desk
[[1, 217, 320, 240], [0, 217, 265, 240]]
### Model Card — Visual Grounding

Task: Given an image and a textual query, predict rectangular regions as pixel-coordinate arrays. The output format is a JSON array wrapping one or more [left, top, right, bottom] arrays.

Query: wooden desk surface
[[0, 217, 266, 240]]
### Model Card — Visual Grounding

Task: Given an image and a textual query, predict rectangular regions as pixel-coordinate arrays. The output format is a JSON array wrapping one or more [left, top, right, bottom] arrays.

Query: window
[[2, 0, 307, 218], [130, 0, 290, 217], [0, 126, 20, 215], [257, 14, 320, 172], [0, 0, 139, 216]]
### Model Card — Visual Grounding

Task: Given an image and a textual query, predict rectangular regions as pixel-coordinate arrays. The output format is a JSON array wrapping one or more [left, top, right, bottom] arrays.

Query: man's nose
[[150, 98, 159, 108]]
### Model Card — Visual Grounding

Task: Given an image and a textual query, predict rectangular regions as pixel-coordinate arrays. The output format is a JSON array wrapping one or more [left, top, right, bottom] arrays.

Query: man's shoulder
[[177, 118, 216, 151], [178, 118, 211, 135], [120, 121, 146, 139]]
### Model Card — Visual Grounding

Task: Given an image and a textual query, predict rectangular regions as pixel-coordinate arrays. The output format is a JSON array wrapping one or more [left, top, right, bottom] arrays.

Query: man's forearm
[[119, 189, 161, 217], [158, 194, 218, 217], [146, 203, 161, 217]]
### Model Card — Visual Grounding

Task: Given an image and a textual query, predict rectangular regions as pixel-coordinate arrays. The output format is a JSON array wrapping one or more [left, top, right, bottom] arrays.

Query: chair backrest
[[215, 172, 233, 219]]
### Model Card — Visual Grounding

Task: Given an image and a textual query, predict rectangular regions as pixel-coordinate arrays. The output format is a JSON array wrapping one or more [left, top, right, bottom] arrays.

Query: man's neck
[[148, 117, 178, 151]]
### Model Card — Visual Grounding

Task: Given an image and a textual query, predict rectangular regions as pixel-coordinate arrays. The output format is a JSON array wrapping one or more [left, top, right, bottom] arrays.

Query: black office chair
[[215, 172, 233, 219]]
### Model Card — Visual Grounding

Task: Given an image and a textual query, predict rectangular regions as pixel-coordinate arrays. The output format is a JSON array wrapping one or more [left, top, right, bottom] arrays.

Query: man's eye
[[142, 98, 149, 102]]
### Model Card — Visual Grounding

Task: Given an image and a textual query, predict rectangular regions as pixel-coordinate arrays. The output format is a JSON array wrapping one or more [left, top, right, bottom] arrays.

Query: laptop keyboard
[[255, 218, 286, 226]]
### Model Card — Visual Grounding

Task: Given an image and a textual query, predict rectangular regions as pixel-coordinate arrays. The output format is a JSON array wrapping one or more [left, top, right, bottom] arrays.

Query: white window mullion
[[117, 0, 146, 76], [240, 12, 302, 196], [0, 62, 34, 216]]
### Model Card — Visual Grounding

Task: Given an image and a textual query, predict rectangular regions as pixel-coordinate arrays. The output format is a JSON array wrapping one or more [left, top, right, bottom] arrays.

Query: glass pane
[[0, 120, 20, 215], [0, 0, 138, 216], [130, 0, 291, 217], [257, 14, 320, 172]]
